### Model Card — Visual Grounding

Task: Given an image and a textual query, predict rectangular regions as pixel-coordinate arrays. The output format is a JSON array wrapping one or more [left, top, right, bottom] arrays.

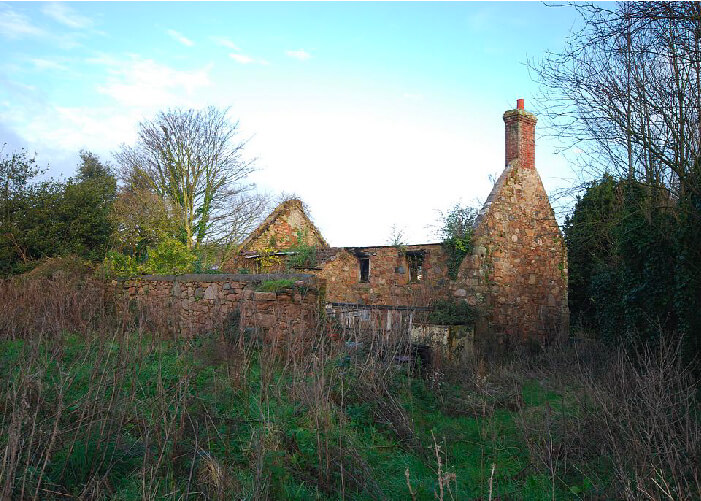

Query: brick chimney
[[503, 98, 537, 169]]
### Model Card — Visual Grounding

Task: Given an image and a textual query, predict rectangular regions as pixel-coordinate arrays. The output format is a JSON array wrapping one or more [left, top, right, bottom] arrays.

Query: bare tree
[[535, 2, 701, 352], [116, 107, 266, 250], [531, 2, 701, 198]]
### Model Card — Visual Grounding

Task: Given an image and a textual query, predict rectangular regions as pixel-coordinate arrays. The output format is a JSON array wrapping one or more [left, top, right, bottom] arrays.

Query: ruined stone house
[[225, 100, 569, 343]]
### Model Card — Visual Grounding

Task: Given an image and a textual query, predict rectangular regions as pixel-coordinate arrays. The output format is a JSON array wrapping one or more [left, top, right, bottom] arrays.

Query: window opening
[[407, 252, 425, 282], [358, 256, 370, 283]]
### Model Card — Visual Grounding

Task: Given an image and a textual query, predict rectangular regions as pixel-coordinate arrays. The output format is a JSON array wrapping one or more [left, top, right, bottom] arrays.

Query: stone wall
[[242, 199, 327, 253], [312, 244, 451, 306], [121, 273, 325, 340], [326, 302, 428, 336], [456, 160, 568, 342], [219, 100, 569, 344]]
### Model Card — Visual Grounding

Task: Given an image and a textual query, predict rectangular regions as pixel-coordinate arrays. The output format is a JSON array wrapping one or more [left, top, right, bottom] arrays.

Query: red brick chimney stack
[[503, 98, 537, 169]]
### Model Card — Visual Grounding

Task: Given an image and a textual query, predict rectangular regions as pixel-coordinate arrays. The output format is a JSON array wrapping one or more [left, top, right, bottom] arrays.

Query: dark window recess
[[407, 253, 424, 282], [359, 256, 370, 282]]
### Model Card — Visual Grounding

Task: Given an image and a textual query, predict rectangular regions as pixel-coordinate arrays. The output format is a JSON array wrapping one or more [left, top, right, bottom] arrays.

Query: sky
[[0, 1, 583, 246]]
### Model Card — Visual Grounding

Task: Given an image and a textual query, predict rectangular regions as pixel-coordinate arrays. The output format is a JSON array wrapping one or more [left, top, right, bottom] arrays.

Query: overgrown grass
[[0, 275, 698, 500], [256, 279, 297, 293]]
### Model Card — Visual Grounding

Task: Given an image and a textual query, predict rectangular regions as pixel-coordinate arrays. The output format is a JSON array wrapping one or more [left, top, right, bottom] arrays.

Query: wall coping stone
[[328, 302, 431, 311], [123, 273, 317, 284]]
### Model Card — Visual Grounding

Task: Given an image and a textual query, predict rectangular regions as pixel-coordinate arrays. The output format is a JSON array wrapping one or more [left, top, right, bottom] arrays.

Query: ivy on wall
[[438, 204, 477, 280]]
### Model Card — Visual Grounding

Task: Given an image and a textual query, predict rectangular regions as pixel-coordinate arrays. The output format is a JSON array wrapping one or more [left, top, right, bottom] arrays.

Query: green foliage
[[0, 147, 42, 274], [428, 299, 477, 326], [256, 279, 296, 292], [286, 230, 317, 269], [438, 203, 477, 279], [0, 149, 116, 275], [105, 238, 197, 277], [109, 187, 178, 261], [565, 175, 698, 352], [104, 250, 140, 277], [139, 238, 198, 275], [564, 174, 622, 332], [59, 158, 117, 261]]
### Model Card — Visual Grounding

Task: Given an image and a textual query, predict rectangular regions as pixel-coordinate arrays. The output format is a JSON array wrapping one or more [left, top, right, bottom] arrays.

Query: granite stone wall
[[313, 244, 451, 306], [121, 273, 325, 340], [215, 101, 570, 344], [454, 104, 569, 342]]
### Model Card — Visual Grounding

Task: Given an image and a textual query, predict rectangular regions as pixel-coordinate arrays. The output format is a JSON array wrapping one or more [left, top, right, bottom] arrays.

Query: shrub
[[286, 230, 317, 269], [428, 299, 477, 325], [141, 238, 197, 274], [437, 204, 477, 279], [104, 238, 197, 277], [104, 250, 139, 277], [286, 244, 317, 269]]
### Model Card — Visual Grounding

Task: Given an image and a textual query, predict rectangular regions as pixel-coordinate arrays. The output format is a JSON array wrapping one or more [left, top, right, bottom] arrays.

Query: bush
[[286, 244, 317, 269], [428, 299, 477, 326], [564, 176, 698, 359], [437, 204, 477, 279], [104, 238, 197, 277], [286, 230, 317, 269], [104, 250, 139, 277]]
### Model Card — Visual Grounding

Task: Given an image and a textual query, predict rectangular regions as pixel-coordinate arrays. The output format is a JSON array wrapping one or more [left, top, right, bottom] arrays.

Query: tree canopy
[[539, 3, 701, 356], [0, 149, 116, 275], [115, 107, 263, 251]]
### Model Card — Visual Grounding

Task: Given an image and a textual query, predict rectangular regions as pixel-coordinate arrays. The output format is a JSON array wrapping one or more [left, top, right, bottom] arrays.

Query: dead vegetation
[[0, 274, 698, 500]]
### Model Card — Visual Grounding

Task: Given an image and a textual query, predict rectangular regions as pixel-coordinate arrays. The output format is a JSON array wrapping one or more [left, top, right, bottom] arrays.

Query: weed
[[0, 276, 697, 499]]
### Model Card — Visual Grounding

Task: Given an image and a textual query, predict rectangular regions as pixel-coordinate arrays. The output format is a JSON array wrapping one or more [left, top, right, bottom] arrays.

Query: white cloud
[[30, 58, 69, 71], [0, 5, 46, 39], [285, 49, 311, 61], [228, 52, 268, 65], [49, 106, 142, 150], [93, 56, 212, 108], [1, 56, 214, 172], [167, 29, 194, 47], [211, 36, 240, 51], [229, 53, 254, 65], [42, 2, 93, 30]]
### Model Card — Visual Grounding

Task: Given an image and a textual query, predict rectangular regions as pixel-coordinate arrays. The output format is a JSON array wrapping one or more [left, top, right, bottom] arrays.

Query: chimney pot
[[503, 100, 537, 169]]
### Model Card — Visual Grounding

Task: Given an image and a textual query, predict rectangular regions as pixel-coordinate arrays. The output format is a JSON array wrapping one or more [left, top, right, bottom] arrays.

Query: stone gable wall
[[245, 202, 326, 253], [121, 273, 325, 340], [219, 103, 569, 343], [456, 161, 568, 341]]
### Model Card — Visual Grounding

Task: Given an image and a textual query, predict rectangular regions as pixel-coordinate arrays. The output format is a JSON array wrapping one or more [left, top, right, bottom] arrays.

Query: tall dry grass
[[0, 273, 698, 499], [511, 337, 700, 500]]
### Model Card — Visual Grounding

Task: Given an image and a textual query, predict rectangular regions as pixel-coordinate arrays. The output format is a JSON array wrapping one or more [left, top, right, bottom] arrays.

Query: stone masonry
[[223, 100, 569, 343], [241, 199, 327, 253], [313, 244, 451, 306], [121, 273, 325, 340], [456, 101, 568, 340]]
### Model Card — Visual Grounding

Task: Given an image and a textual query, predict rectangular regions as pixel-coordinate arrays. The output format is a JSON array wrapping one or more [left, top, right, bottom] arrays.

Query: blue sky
[[0, 1, 582, 246]]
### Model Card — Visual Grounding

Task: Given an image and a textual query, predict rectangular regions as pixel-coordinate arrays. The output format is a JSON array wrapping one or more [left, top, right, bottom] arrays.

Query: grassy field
[[0, 276, 698, 500]]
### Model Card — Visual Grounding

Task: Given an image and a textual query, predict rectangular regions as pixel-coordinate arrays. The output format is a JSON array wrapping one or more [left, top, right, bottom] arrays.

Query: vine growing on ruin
[[437, 204, 477, 280], [286, 230, 317, 269]]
